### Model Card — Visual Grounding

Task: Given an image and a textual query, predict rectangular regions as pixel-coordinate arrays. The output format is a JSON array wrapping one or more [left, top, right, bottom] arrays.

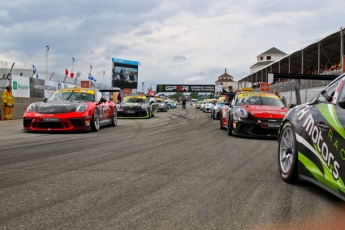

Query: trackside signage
[[44, 80, 58, 98], [156, 84, 215, 93], [12, 75, 30, 98]]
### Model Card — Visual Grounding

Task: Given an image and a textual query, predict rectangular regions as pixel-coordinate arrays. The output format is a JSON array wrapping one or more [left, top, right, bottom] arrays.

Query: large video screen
[[112, 58, 139, 89]]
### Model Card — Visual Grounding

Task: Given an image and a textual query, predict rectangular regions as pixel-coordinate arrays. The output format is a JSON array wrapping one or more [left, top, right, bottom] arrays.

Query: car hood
[[121, 102, 146, 107], [241, 105, 288, 119], [35, 101, 87, 114]]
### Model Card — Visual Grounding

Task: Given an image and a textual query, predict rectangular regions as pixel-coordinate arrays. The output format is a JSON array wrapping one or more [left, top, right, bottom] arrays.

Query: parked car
[[23, 87, 117, 132], [220, 91, 288, 138], [117, 95, 158, 118], [203, 99, 217, 113], [278, 73, 345, 201], [156, 99, 168, 112], [211, 96, 225, 119]]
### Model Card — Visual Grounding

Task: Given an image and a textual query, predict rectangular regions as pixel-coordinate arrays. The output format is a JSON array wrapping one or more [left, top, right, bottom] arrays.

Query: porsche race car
[[220, 91, 288, 138], [117, 95, 158, 118], [23, 88, 117, 132], [278, 73, 345, 201]]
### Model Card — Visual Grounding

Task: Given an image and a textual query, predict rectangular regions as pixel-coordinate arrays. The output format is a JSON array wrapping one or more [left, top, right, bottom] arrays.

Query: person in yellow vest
[[2, 85, 14, 120]]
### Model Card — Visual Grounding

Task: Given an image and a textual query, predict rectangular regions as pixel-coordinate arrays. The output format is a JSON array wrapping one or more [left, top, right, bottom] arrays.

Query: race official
[[2, 85, 14, 120], [226, 86, 236, 103]]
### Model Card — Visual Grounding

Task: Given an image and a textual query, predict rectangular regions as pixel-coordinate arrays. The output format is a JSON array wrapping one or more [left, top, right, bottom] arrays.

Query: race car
[[278, 73, 345, 201], [220, 91, 288, 138], [211, 96, 225, 119], [117, 95, 158, 118], [203, 99, 217, 113], [23, 87, 117, 132], [195, 101, 201, 109], [156, 99, 168, 112]]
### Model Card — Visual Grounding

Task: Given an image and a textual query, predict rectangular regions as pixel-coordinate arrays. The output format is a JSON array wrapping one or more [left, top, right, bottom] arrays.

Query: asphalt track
[[1, 105, 345, 230]]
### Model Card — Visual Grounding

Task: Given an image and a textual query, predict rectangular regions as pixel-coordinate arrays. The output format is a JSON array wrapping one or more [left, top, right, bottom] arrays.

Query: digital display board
[[112, 58, 139, 89]]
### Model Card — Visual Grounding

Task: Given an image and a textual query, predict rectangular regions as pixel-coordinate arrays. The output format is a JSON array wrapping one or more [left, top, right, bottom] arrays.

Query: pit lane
[[0, 105, 344, 229]]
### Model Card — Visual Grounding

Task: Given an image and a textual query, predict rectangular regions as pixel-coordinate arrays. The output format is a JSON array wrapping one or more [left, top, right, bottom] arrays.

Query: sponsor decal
[[296, 104, 340, 180], [43, 118, 60, 122]]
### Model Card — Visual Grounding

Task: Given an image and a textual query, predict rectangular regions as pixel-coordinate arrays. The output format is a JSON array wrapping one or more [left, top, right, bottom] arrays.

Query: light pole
[[90, 65, 93, 75], [46, 45, 50, 79], [72, 57, 75, 73], [103, 71, 105, 84]]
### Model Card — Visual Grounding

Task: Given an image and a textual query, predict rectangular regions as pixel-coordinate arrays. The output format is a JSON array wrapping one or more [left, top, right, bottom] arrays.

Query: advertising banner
[[156, 84, 215, 93], [80, 80, 90, 88], [57, 82, 75, 90], [44, 80, 58, 98], [30, 78, 45, 98], [12, 75, 30, 98], [0, 72, 11, 91]]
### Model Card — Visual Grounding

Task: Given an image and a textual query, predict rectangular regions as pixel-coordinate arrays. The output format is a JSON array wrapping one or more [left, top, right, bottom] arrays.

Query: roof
[[240, 26, 345, 83], [259, 47, 287, 56], [250, 61, 275, 68], [216, 68, 235, 82]]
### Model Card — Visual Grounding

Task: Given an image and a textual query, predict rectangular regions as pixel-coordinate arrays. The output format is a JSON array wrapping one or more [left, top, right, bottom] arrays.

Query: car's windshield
[[48, 91, 95, 102], [236, 93, 284, 106], [123, 98, 146, 103]]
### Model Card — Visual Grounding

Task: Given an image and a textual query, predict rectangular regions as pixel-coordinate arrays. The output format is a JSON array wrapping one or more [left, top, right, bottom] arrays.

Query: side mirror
[[42, 97, 48, 102], [289, 104, 296, 108]]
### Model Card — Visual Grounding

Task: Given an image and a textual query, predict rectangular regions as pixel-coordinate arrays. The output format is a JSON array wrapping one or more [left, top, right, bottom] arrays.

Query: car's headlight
[[142, 104, 147, 109], [237, 107, 248, 118], [76, 103, 88, 113], [26, 103, 36, 112]]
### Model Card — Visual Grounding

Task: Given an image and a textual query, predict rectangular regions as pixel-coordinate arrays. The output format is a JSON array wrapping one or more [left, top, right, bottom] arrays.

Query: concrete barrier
[[1, 97, 43, 120]]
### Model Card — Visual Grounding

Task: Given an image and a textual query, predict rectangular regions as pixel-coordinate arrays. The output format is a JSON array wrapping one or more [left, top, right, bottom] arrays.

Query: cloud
[[0, 0, 345, 91]]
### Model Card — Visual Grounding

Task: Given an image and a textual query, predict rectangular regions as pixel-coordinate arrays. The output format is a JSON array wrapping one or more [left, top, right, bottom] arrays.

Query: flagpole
[[46, 45, 50, 80]]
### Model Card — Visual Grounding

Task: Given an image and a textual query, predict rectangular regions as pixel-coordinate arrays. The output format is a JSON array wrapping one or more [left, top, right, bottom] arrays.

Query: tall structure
[[215, 68, 237, 92], [250, 47, 286, 73]]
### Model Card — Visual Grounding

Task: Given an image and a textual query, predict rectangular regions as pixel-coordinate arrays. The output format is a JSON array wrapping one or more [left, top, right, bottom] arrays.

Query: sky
[[1, 0, 345, 92]]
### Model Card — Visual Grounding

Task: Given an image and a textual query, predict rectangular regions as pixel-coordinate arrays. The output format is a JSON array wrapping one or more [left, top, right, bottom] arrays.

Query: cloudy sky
[[1, 0, 345, 91]]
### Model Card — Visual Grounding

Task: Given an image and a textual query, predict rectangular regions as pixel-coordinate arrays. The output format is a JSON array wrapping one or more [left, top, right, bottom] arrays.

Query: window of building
[[266, 56, 271, 60], [260, 56, 263, 61]]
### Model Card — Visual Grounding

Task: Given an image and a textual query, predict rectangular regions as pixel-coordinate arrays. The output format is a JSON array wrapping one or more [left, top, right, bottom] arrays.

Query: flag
[[65, 69, 69, 76], [70, 72, 74, 78], [33, 65, 36, 74], [32, 65, 38, 78], [88, 74, 97, 82]]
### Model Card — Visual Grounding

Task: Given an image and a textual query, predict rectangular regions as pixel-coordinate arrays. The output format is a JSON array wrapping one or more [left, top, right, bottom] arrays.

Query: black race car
[[278, 73, 345, 200], [117, 95, 158, 118]]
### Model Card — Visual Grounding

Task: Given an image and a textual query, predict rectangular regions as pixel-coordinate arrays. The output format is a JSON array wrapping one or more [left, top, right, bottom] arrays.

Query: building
[[250, 47, 287, 73], [215, 68, 237, 92]]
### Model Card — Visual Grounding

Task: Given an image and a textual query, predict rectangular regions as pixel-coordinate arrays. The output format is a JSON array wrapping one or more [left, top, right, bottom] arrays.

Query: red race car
[[23, 88, 117, 132], [220, 91, 288, 138]]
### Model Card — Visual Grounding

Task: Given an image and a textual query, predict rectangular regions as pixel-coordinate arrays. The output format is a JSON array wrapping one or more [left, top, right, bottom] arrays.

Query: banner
[[30, 78, 45, 98], [156, 84, 215, 93], [44, 80, 58, 98], [12, 75, 30, 98]]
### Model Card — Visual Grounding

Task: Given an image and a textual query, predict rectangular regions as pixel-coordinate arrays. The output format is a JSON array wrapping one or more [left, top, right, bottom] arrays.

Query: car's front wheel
[[91, 108, 100, 132], [278, 121, 299, 183], [111, 108, 117, 127], [227, 116, 233, 136]]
